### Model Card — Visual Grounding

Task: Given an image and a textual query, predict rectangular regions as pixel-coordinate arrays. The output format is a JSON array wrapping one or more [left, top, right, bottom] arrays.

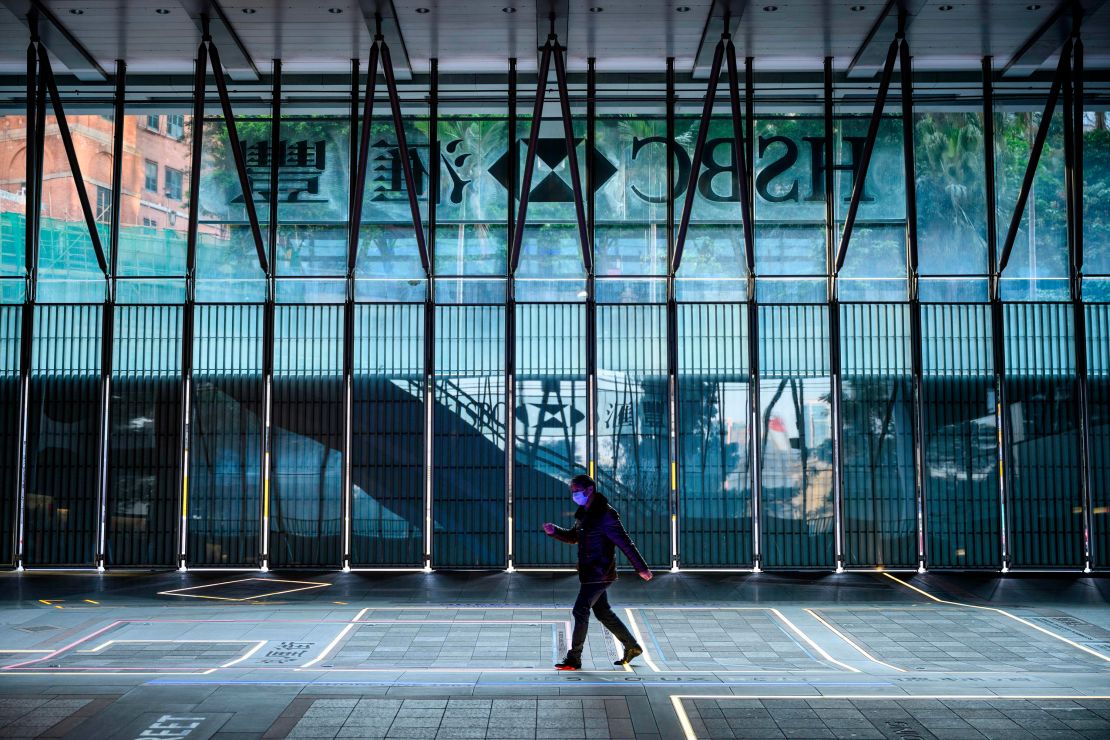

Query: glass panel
[[677, 303, 752, 567], [106, 305, 182, 567], [516, 115, 588, 280], [433, 305, 505, 567], [355, 116, 429, 288], [593, 115, 666, 279], [269, 304, 344, 567], [758, 305, 834, 568], [351, 304, 424, 566], [1085, 111, 1110, 301], [37, 108, 111, 303], [195, 111, 269, 302], [118, 108, 192, 301], [755, 115, 827, 302], [921, 304, 1000, 568], [187, 304, 262, 566], [914, 111, 989, 303], [1004, 302, 1082, 567], [436, 116, 508, 277], [275, 114, 350, 277], [1086, 304, 1110, 568], [996, 109, 1069, 301], [596, 304, 669, 567], [0, 114, 27, 282], [840, 303, 917, 568], [674, 114, 748, 296], [0, 306, 20, 565], [835, 115, 907, 302], [25, 304, 102, 565], [512, 303, 587, 567]]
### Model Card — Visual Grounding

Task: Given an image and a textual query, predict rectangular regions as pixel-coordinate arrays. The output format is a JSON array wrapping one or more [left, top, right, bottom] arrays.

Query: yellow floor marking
[[157, 577, 329, 601], [670, 695, 1110, 740], [882, 572, 1110, 664], [803, 607, 906, 672]]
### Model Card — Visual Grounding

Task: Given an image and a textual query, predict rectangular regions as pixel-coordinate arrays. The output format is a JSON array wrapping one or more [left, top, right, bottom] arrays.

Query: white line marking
[[670, 694, 1110, 740], [623, 608, 661, 672], [769, 608, 859, 673], [803, 608, 906, 672], [882, 573, 1110, 664]]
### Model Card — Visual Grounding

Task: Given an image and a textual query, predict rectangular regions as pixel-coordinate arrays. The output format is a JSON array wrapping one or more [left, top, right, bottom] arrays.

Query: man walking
[[542, 474, 653, 670]]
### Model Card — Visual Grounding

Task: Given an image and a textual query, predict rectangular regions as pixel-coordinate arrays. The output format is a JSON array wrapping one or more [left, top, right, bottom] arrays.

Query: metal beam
[[0, 0, 107, 81], [672, 38, 724, 275], [357, 0, 412, 80], [536, 0, 568, 61], [724, 41, 755, 277], [1002, 0, 1106, 78], [207, 35, 269, 275], [551, 41, 593, 275], [834, 37, 900, 274], [349, 44, 380, 275], [692, 0, 747, 78], [37, 46, 109, 277], [179, 0, 259, 81], [846, 0, 927, 79], [509, 41, 552, 274], [997, 44, 1071, 274], [381, 41, 431, 275]]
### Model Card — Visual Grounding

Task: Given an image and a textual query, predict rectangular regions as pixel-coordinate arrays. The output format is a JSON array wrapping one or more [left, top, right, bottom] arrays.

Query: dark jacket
[[546, 492, 650, 583]]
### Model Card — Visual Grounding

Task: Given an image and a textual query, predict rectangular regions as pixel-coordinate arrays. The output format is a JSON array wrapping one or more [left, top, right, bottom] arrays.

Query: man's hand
[[639, 570, 653, 581], [542, 523, 556, 536]]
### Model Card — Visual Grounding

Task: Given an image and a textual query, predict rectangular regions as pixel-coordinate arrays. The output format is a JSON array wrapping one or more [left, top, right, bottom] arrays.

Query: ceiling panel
[[0, 0, 1102, 79]]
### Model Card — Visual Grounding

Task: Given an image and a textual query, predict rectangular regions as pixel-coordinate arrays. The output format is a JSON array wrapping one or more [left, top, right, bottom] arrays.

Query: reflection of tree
[[915, 112, 986, 296]]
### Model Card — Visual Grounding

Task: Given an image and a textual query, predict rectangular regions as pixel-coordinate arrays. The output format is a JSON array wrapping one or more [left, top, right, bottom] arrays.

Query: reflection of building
[[0, 114, 194, 270]]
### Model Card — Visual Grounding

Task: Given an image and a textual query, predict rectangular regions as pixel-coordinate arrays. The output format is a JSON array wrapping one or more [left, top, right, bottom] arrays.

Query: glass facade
[[0, 65, 1106, 572]]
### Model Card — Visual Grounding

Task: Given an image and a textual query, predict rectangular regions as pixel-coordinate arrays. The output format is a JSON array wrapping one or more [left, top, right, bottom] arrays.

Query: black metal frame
[[983, 55, 1011, 570], [671, 21, 754, 277], [508, 20, 592, 275], [5, 10, 1101, 574]]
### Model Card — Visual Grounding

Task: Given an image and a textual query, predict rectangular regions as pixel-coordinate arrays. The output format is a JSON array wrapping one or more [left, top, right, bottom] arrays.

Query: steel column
[[179, 40, 207, 569], [342, 58, 358, 570], [503, 54, 515, 569], [1064, 32, 1092, 570], [983, 56, 1011, 570], [585, 56, 597, 478], [665, 57, 678, 568], [14, 32, 41, 570], [94, 61, 126, 570], [824, 57, 845, 572], [747, 56, 762, 571], [898, 37, 927, 571], [259, 60, 280, 570], [505, 56, 517, 569]]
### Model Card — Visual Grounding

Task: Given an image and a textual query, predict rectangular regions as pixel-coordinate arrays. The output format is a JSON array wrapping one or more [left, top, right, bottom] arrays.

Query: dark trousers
[[566, 581, 637, 661]]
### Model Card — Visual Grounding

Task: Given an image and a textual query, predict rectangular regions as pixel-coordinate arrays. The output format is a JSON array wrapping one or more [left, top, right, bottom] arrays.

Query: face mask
[[572, 491, 589, 506]]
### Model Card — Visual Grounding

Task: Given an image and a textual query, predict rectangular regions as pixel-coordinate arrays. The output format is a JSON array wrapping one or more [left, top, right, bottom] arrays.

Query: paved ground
[[0, 570, 1108, 738]]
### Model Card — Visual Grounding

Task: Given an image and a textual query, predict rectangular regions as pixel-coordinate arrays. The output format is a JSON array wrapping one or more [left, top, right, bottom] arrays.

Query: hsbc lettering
[[629, 134, 873, 204]]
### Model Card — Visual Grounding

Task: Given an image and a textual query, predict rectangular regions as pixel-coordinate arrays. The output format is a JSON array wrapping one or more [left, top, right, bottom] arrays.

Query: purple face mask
[[572, 490, 589, 506]]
